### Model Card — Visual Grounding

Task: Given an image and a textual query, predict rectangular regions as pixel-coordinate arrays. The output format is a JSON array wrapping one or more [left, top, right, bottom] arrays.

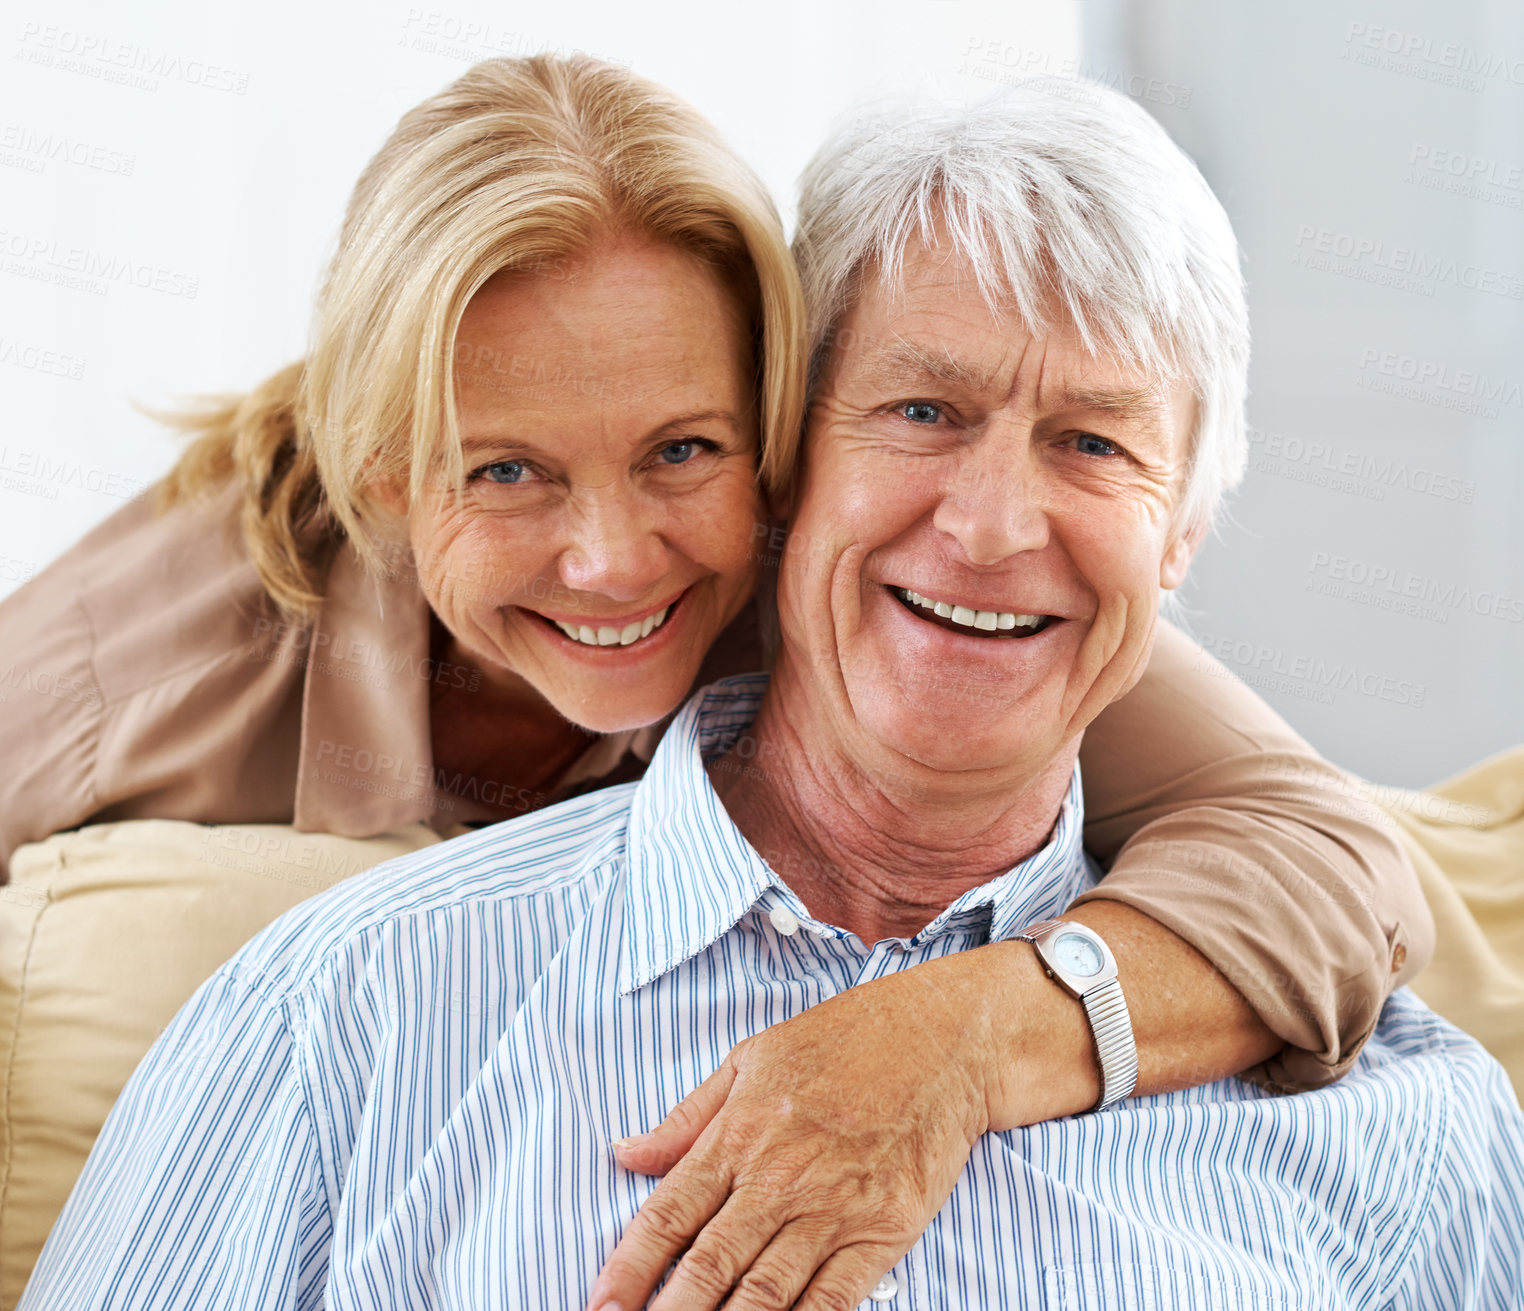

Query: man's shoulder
[[223, 783, 640, 1004]]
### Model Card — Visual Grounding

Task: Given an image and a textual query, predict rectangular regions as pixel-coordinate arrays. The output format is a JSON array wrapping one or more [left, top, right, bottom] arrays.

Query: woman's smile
[[530, 585, 685, 648]]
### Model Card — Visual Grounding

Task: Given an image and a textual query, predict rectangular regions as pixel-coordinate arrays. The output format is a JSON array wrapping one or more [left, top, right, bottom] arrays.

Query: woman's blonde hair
[[162, 54, 805, 616]]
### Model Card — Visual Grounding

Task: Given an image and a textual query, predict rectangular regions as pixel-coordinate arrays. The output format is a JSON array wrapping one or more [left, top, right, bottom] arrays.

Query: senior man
[[23, 82, 1523, 1311]]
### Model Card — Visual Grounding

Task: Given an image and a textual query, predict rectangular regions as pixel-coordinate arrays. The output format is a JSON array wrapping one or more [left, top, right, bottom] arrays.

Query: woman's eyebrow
[[648, 408, 743, 436], [459, 436, 538, 455], [459, 410, 742, 452]]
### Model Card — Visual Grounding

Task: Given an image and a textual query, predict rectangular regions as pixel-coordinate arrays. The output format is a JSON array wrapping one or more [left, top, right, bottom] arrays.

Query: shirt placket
[[855, 918, 990, 1310]]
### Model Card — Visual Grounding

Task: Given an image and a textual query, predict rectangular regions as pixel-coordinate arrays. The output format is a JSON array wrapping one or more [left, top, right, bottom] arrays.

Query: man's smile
[[890, 585, 1058, 638]]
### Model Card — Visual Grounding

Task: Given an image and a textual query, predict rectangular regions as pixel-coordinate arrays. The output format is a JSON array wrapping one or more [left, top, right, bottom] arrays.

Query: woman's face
[[407, 237, 764, 734]]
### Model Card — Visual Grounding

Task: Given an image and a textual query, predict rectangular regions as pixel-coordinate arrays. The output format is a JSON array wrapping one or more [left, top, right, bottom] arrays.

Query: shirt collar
[[620, 675, 777, 995], [618, 675, 1090, 995]]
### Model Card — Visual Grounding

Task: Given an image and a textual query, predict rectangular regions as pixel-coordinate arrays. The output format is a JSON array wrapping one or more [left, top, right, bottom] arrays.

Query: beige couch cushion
[[0, 820, 443, 1311], [1381, 746, 1524, 1100]]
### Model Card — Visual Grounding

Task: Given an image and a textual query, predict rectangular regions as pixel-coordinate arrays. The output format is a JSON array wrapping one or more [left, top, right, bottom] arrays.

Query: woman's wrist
[[976, 939, 1103, 1132], [976, 899, 1286, 1134]]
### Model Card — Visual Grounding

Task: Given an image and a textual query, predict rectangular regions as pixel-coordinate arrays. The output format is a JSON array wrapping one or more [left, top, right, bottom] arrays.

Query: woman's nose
[[555, 492, 669, 602]]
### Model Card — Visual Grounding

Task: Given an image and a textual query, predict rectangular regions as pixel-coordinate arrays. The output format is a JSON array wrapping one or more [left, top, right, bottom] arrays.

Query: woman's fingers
[[726, 1233, 893, 1311], [646, 1198, 821, 1311], [612, 1050, 740, 1176], [794, 1246, 901, 1311], [592, 959, 999, 1311], [585, 1152, 734, 1311]]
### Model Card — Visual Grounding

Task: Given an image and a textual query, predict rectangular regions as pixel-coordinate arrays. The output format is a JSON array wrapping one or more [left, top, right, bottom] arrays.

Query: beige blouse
[[0, 480, 1432, 1091]]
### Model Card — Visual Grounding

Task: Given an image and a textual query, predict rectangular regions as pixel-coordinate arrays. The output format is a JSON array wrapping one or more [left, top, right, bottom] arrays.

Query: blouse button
[[768, 906, 800, 936], [868, 1271, 899, 1302], [1391, 943, 1407, 972]]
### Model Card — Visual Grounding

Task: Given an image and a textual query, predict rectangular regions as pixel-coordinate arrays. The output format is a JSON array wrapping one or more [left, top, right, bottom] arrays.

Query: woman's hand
[[584, 904, 1279, 1311], [584, 943, 1089, 1311]]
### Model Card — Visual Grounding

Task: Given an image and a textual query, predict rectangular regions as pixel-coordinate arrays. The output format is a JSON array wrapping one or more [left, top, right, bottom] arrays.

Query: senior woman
[[2, 54, 1425, 1301]]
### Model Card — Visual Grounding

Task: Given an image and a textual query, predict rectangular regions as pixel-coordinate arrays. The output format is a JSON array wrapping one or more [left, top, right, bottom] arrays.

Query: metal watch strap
[[1017, 919, 1139, 1113], [1080, 977, 1138, 1112]]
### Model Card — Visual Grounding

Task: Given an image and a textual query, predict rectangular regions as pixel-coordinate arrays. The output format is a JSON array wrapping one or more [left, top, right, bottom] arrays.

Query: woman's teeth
[[554, 606, 670, 648], [897, 588, 1048, 634]]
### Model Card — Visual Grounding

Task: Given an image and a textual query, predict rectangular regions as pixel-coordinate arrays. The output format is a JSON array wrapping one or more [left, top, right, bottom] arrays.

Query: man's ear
[[1159, 522, 1206, 590]]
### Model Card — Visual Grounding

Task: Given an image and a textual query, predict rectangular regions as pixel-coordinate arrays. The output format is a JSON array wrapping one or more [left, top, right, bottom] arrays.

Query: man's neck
[[707, 666, 1080, 943]]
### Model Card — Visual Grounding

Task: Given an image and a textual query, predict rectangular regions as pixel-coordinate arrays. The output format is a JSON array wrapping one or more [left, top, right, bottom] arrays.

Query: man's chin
[[848, 700, 1052, 779]]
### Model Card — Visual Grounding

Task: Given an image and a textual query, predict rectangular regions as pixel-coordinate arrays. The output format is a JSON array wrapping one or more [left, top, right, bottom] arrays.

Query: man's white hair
[[794, 79, 1250, 539]]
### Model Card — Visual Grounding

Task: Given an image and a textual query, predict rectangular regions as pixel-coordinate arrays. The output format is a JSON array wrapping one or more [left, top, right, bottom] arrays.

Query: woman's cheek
[[687, 471, 765, 572], [422, 510, 530, 614], [463, 521, 530, 602]]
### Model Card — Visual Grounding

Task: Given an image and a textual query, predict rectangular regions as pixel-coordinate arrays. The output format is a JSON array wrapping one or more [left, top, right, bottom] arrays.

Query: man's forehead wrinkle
[[877, 335, 1007, 393], [851, 327, 1089, 413]]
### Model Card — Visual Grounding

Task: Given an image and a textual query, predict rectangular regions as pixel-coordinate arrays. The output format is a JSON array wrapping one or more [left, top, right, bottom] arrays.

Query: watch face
[[1052, 931, 1105, 979]]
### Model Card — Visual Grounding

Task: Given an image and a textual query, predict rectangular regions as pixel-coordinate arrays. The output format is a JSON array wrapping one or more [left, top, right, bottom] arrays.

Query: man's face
[[776, 233, 1199, 781]]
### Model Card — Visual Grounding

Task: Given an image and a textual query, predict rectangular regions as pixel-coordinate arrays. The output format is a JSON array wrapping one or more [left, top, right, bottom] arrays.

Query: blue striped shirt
[[22, 675, 1524, 1310]]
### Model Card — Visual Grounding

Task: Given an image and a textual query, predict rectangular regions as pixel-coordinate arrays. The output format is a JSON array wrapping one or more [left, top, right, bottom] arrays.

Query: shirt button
[[868, 1272, 899, 1302], [769, 906, 800, 936], [1391, 943, 1407, 972]]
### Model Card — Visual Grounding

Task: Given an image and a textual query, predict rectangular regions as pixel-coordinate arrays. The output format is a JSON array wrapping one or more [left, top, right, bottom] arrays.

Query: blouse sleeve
[[1074, 618, 1435, 1093], [0, 565, 107, 885]]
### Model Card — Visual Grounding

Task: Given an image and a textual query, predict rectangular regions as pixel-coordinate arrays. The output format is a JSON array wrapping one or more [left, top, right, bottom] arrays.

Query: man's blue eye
[[1077, 434, 1119, 457], [659, 441, 699, 464], [903, 402, 942, 424], [481, 461, 526, 484]]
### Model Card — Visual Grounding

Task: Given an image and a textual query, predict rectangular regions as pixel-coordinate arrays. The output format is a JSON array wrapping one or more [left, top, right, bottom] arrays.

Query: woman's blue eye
[[659, 441, 698, 464], [658, 439, 719, 465], [1076, 434, 1120, 457], [481, 460, 527, 484], [902, 402, 942, 424]]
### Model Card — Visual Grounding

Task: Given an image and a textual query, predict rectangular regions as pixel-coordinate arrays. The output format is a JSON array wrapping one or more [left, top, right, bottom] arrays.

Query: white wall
[[0, 0, 1076, 592], [1084, 0, 1524, 784]]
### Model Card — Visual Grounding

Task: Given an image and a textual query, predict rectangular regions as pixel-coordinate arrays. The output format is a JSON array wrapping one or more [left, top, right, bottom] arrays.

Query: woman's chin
[[547, 679, 688, 737]]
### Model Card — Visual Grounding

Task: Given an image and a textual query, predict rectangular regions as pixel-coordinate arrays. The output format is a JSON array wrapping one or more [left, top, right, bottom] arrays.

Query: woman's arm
[[0, 540, 108, 884], [1075, 618, 1433, 1091], [583, 619, 1432, 1311], [0, 482, 327, 886]]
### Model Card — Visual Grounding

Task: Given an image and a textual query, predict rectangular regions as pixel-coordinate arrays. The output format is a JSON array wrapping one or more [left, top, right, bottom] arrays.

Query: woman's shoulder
[[0, 477, 321, 874], [2, 477, 283, 698]]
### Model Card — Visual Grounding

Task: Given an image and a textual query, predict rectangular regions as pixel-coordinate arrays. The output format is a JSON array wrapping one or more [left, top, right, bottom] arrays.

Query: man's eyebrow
[[1053, 384, 1169, 425], [850, 344, 1167, 424], [851, 340, 1003, 393]]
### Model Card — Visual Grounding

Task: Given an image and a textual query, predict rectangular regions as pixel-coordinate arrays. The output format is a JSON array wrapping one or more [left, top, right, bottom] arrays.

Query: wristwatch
[[1014, 919, 1138, 1112]]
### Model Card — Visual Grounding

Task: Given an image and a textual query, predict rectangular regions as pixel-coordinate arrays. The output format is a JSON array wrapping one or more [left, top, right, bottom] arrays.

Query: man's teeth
[[899, 589, 1046, 633], [554, 606, 670, 647]]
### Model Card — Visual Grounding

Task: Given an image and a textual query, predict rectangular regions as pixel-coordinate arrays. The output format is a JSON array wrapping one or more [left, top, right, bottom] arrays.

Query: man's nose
[[931, 432, 1051, 566], [555, 490, 669, 602]]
